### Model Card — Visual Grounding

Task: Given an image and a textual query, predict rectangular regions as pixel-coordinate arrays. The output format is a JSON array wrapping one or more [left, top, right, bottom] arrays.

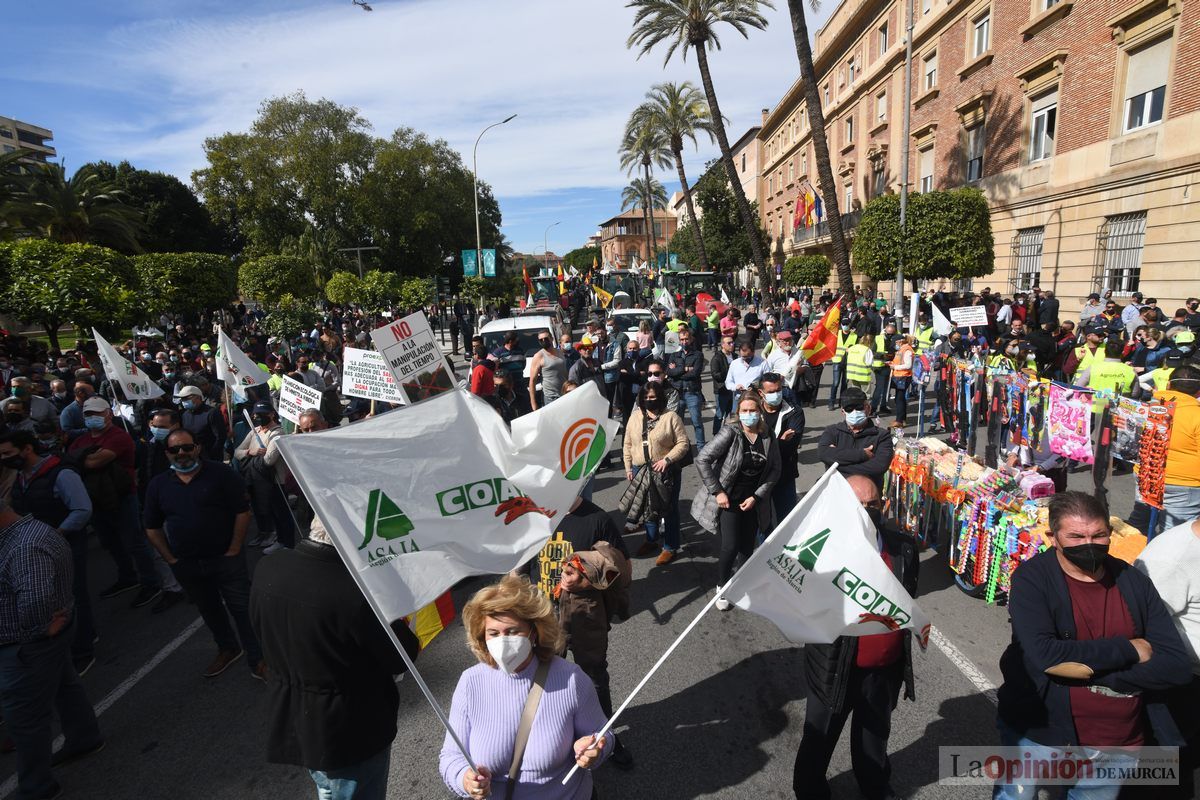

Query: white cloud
[[42, 0, 831, 197]]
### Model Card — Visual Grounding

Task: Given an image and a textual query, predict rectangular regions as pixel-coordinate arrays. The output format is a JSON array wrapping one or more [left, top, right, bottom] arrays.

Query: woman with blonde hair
[[440, 575, 611, 800], [692, 390, 781, 610]]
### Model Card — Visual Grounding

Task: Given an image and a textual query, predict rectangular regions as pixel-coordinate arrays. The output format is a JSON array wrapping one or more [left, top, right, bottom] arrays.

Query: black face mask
[[1061, 543, 1108, 574], [1, 454, 25, 470], [4, 413, 24, 425], [864, 506, 883, 532], [252, 415, 271, 427]]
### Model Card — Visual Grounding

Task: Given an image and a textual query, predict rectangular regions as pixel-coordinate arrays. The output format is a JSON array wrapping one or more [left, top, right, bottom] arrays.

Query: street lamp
[[544, 221, 561, 277], [473, 114, 517, 279]]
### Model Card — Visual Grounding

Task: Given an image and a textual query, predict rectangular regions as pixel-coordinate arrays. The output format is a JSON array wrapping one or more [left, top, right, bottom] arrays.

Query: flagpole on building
[[562, 464, 841, 786]]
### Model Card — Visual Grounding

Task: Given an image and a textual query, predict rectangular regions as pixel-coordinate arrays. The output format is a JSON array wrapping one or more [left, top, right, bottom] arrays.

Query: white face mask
[[486, 634, 533, 674]]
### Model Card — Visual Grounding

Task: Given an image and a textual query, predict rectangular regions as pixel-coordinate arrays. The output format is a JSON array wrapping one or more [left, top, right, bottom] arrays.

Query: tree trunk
[[674, 148, 709, 271], [787, 0, 855, 302], [694, 46, 769, 289], [642, 158, 655, 271], [46, 322, 61, 352]]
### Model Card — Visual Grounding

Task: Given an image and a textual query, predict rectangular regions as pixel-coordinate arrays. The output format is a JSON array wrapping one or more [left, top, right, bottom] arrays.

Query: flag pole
[[562, 464, 842, 785], [277, 448, 479, 774]]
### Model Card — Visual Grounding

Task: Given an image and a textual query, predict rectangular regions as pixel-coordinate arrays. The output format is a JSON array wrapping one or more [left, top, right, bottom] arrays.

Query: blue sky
[[6, 0, 832, 258]]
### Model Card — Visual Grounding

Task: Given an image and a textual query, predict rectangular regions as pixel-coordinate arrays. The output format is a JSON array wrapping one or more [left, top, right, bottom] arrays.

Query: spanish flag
[[593, 285, 614, 309], [404, 590, 455, 649], [557, 263, 567, 296], [522, 264, 535, 298], [800, 299, 841, 367]]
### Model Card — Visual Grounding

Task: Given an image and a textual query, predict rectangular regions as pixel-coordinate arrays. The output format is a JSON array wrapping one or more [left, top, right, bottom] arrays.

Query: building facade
[[597, 209, 678, 267], [0, 117, 55, 163], [758, 0, 1199, 312]]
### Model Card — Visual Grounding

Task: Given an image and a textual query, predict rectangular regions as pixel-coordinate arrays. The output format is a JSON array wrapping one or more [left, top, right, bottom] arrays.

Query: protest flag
[[655, 288, 676, 315], [931, 302, 955, 336], [92, 328, 164, 400], [216, 327, 270, 400], [720, 287, 731, 305], [800, 299, 841, 366], [405, 591, 455, 649], [593, 285, 613, 309]]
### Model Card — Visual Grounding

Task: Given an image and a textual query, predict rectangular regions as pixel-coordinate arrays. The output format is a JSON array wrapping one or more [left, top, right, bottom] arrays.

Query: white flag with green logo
[[276, 382, 618, 620], [216, 327, 269, 400], [92, 328, 164, 400], [723, 467, 931, 646]]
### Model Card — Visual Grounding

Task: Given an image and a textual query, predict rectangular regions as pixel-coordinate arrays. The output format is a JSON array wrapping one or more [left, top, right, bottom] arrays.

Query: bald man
[[792, 474, 921, 800]]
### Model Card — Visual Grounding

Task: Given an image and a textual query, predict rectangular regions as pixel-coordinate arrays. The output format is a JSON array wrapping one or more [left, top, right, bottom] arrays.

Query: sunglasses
[[842, 403, 866, 412], [647, 371, 664, 377], [166, 444, 197, 455]]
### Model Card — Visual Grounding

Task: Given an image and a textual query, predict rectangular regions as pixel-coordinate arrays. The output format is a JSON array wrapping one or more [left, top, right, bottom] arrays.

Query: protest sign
[[92, 328, 164, 400], [369, 311, 456, 404], [1047, 383, 1094, 464], [277, 375, 323, 425], [949, 305, 988, 327], [342, 347, 406, 404]]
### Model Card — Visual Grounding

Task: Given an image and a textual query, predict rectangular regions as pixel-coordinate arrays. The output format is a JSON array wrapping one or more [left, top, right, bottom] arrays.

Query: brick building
[[759, 0, 1199, 313], [597, 209, 677, 267]]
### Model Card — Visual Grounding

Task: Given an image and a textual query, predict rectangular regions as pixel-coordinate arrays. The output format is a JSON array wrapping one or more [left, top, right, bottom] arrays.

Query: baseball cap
[[82, 397, 109, 414], [179, 385, 203, 399], [841, 387, 868, 407], [199, 343, 212, 352], [252, 401, 274, 415]]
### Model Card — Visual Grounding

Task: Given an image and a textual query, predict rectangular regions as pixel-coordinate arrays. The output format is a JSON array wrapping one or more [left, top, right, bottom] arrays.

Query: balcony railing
[[792, 209, 862, 246]]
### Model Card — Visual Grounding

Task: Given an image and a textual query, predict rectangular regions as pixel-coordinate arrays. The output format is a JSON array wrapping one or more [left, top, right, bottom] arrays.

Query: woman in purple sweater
[[440, 575, 612, 799]]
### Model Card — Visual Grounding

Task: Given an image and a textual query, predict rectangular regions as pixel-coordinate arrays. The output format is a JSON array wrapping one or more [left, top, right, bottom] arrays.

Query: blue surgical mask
[[150, 426, 170, 442], [739, 412, 759, 427], [84, 416, 105, 431], [182, 399, 197, 410], [169, 461, 201, 474], [764, 391, 782, 406], [845, 410, 868, 427]]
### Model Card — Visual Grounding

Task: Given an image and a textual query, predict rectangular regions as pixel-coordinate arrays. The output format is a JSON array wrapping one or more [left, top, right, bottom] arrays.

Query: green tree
[[460, 275, 486, 305], [627, 0, 772, 285], [239, 254, 317, 304], [360, 269, 401, 311], [397, 277, 434, 312], [6, 162, 143, 252], [324, 270, 364, 306], [784, 0, 853, 297], [562, 246, 601, 272], [0, 149, 35, 240], [620, 104, 672, 266], [135, 252, 238, 319], [0, 239, 138, 349], [261, 293, 319, 341], [621, 177, 668, 214], [86, 160, 230, 253], [667, 163, 768, 272], [641, 81, 713, 270], [852, 188, 994, 283], [783, 254, 831, 288]]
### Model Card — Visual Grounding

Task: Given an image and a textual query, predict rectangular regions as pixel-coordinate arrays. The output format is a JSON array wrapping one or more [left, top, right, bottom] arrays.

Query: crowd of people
[[0, 279, 1195, 799]]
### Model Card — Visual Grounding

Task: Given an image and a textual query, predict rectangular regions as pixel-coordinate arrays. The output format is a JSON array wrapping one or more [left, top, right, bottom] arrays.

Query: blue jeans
[[169, 554, 262, 668], [892, 377, 911, 424], [713, 389, 733, 435], [635, 465, 682, 552], [679, 390, 706, 448], [94, 492, 160, 588], [309, 747, 391, 800], [1162, 484, 1200, 531], [707, 329, 718, 349], [870, 370, 890, 411], [993, 721, 1137, 800], [828, 363, 846, 408], [770, 478, 798, 536], [0, 624, 102, 800]]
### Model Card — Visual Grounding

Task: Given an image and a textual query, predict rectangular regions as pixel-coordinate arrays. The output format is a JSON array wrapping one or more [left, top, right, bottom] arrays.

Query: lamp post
[[544, 221, 561, 275], [473, 114, 517, 279]]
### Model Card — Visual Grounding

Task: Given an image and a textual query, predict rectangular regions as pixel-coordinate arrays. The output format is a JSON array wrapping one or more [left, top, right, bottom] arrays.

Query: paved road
[[3, 373, 1164, 800]]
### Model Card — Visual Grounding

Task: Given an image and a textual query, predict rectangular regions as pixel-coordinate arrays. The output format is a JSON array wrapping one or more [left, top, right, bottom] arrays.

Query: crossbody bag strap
[[505, 658, 552, 800], [642, 418, 652, 465]]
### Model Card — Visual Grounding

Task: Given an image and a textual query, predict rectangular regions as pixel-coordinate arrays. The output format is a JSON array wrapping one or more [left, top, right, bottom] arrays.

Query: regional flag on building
[[722, 466, 930, 646], [276, 382, 619, 621], [799, 300, 841, 366]]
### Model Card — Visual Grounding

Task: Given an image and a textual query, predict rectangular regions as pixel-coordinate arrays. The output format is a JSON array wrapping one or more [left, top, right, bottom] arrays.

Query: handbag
[[504, 658, 551, 800], [617, 466, 652, 524]]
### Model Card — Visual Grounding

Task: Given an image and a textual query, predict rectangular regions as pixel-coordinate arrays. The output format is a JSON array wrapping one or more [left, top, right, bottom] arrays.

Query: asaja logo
[[560, 418, 606, 480], [360, 489, 419, 564], [769, 527, 831, 594], [782, 527, 829, 570]]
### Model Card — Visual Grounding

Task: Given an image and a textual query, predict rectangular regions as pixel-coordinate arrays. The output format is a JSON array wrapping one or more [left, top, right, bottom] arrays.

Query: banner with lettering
[[369, 311, 456, 403]]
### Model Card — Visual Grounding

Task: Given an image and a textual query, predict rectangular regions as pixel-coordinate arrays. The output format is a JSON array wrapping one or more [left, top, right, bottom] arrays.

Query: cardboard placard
[[342, 347, 406, 404], [277, 375, 324, 425]]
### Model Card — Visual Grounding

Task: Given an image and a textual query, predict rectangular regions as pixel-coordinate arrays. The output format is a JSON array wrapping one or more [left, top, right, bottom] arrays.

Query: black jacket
[[709, 351, 731, 392], [816, 421, 894, 486], [997, 550, 1191, 747], [249, 540, 420, 770], [666, 346, 705, 393], [803, 518, 919, 713]]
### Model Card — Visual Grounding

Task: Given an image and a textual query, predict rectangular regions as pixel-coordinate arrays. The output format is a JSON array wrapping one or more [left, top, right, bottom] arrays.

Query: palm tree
[[621, 176, 669, 214], [628, 0, 773, 289], [642, 81, 712, 271], [786, 0, 853, 297], [619, 107, 672, 268], [6, 162, 142, 252]]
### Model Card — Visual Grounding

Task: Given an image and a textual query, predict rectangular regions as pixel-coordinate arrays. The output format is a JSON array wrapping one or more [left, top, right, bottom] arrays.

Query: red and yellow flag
[[557, 263, 567, 296], [405, 590, 455, 649], [522, 265, 535, 298], [800, 299, 841, 367]]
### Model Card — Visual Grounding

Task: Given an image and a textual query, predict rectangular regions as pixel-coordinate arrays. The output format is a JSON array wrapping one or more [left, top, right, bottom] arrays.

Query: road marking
[[0, 617, 204, 799], [929, 626, 998, 706]]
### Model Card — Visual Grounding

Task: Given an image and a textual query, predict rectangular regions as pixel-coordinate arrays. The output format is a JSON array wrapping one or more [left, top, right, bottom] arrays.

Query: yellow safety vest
[[845, 344, 874, 383], [1074, 345, 1100, 377], [873, 334, 890, 370], [834, 331, 858, 364], [665, 319, 687, 333], [1151, 366, 1175, 392], [1087, 359, 1136, 412], [914, 326, 935, 354]]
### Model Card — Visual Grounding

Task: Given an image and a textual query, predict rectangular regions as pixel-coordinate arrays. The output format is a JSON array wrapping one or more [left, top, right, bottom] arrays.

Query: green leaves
[[324, 270, 364, 306], [783, 254, 831, 288], [239, 254, 317, 305], [668, 162, 767, 271], [261, 294, 319, 341], [135, 252, 237, 317], [852, 188, 994, 282]]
